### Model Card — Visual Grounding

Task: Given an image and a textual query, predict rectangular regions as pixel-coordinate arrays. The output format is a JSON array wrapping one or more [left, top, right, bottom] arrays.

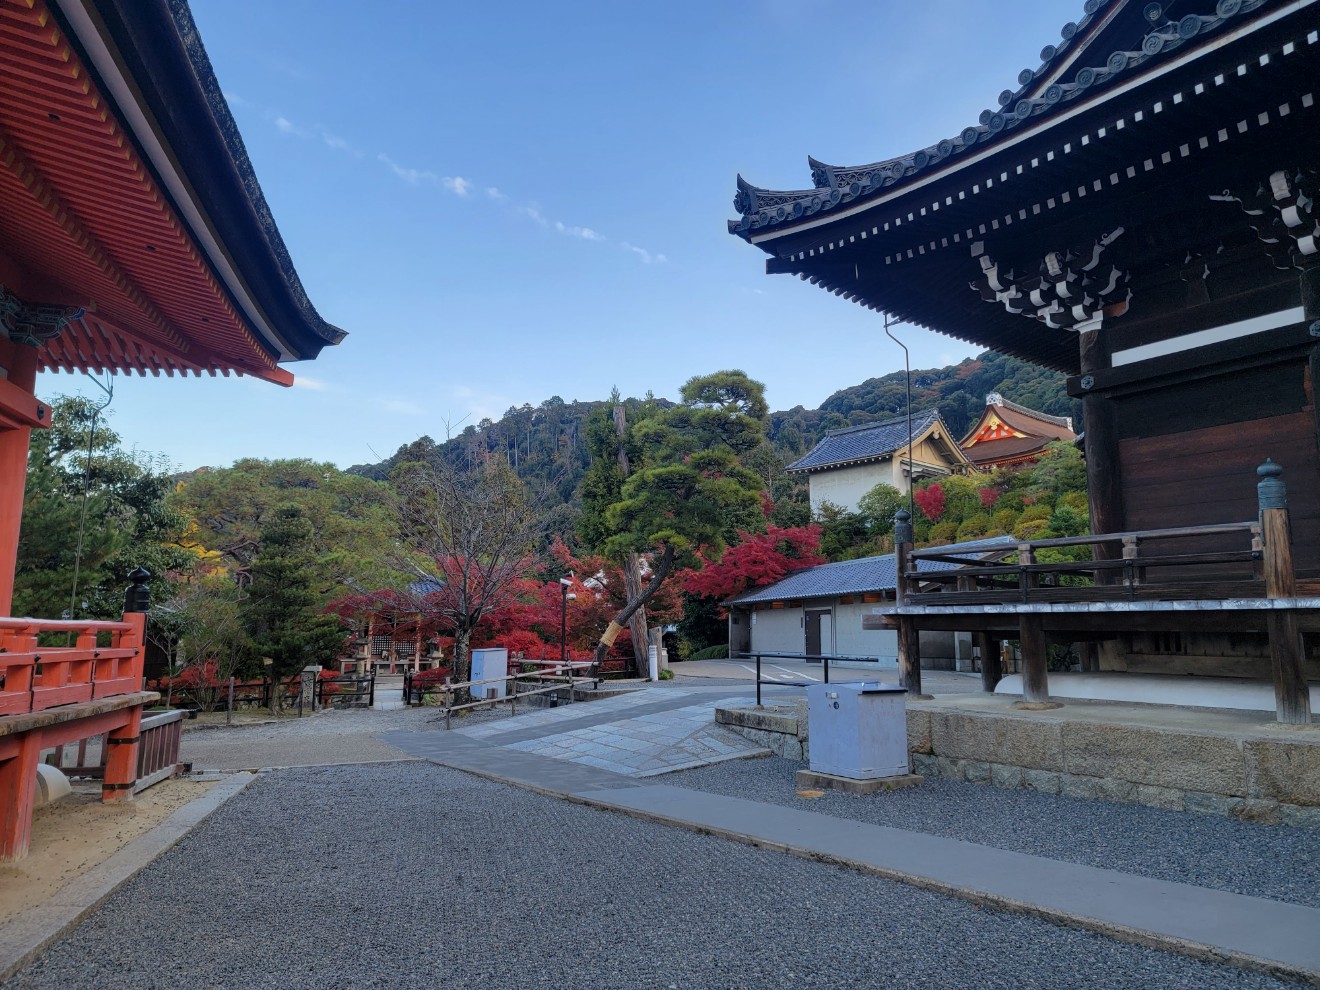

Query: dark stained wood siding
[[1114, 357, 1320, 577]]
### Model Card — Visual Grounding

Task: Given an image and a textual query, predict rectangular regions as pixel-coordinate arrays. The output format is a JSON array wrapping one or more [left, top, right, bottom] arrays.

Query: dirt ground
[[0, 777, 215, 926]]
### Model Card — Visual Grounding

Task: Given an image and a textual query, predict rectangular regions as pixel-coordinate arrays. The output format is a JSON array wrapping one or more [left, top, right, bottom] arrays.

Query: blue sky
[[54, 1, 1071, 471]]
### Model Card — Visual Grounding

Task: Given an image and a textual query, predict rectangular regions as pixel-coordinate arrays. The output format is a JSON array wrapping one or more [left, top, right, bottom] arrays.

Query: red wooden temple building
[[730, 0, 1319, 724], [958, 393, 1077, 470], [0, 0, 343, 858]]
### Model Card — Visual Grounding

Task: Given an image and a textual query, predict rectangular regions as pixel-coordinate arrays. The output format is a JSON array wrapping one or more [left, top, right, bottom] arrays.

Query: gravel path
[[3, 762, 1306, 990], [670, 756, 1320, 909]]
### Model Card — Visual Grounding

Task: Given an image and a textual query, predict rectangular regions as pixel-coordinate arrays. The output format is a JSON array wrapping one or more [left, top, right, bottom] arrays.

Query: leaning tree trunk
[[623, 555, 649, 678], [594, 545, 675, 671], [612, 404, 649, 677]]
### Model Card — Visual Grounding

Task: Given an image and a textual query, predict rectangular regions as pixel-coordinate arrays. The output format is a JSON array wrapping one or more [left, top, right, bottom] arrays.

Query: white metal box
[[469, 648, 509, 700], [807, 681, 909, 779]]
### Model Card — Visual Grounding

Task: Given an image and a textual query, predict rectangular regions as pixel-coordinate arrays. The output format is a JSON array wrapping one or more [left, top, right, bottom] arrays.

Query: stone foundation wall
[[716, 703, 1320, 828]]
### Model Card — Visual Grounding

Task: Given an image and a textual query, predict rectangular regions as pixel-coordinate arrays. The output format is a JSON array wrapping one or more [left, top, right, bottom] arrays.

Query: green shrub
[[689, 644, 729, 661], [657, 668, 674, 680]]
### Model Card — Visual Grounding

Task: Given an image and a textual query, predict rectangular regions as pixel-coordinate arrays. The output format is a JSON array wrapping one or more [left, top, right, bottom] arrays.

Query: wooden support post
[[1019, 616, 1050, 705], [976, 633, 1001, 692], [897, 618, 922, 697], [0, 730, 43, 860], [1081, 642, 1101, 673], [1258, 460, 1310, 723], [0, 340, 39, 615], [1078, 329, 1123, 582], [101, 705, 142, 803]]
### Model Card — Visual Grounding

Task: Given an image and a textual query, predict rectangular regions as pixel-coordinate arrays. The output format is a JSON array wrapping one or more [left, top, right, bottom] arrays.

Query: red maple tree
[[914, 483, 947, 522], [680, 524, 825, 603]]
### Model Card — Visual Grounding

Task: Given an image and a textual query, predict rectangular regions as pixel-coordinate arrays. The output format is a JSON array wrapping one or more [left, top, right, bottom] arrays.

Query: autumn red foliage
[[979, 487, 1001, 509], [680, 525, 825, 603], [913, 483, 947, 522]]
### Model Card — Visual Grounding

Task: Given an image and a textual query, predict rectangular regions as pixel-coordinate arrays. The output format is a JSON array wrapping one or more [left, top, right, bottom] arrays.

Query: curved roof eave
[[52, 0, 346, 364], [728, 0, 1289, 244]]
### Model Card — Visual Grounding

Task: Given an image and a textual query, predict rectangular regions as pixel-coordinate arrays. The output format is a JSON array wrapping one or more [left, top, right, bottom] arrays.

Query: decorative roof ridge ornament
[[0, 284, 85, 348], [968, 230, 1130, 334], [729, 0, 1269, 239], [985, 393, 1075, 429]]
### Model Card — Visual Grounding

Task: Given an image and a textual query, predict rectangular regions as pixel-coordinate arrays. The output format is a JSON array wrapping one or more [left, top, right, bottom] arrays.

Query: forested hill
[[346, 350, 1076, 489]]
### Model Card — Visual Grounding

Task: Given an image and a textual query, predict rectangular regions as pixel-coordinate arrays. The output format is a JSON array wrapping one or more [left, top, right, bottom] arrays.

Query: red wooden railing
[[0, 612, 146, 716]]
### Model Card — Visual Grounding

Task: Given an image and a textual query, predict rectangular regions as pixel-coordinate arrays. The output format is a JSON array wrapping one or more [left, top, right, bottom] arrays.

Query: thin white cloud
[[621, 242, 667, 264], [378, 153, 438, 184], [485, 187, 507, 201], [274, 116, 307, 137], [222, 90, 248, 107], [442, 176, 472, 196], [556, 221, 604, 242], [291, 375, 330, 392]]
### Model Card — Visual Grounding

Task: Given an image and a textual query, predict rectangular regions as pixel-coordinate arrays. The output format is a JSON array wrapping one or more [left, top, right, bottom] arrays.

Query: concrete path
[[384, 719, 1320, 984]]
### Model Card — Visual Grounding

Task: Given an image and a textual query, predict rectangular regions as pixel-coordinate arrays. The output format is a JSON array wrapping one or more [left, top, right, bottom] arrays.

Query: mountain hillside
[[347, 351, 1077, 511]]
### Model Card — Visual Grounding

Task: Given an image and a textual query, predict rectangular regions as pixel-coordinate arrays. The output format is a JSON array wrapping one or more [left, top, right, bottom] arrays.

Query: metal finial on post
[[894, 508, 913, 547], [1257, 458, 1287, 511], [124, 567, 151, 613]]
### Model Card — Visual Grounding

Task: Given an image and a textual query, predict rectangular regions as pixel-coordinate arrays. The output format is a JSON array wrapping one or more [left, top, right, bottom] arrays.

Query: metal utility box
[[807, 681, 909, 780], [469, 648, 509, 700]]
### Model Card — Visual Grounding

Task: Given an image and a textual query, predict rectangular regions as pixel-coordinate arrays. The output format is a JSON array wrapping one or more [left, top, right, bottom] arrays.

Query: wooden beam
[[977, 632, 1001, 692], [897, 618, 922, 697], [1019, 615, 1050, 704], [0, 340, 38, 614], [1078, 329, 1124, 556], [1260, 460, 1311, 724], [0, 729, 41, 861]]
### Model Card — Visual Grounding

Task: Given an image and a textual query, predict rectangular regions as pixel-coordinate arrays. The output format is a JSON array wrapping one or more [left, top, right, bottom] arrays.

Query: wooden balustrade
[[0, 613, 145, 716]]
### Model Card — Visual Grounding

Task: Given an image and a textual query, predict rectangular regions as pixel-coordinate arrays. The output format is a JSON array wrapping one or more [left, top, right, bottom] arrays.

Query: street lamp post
[[558, 577, 576, 675]]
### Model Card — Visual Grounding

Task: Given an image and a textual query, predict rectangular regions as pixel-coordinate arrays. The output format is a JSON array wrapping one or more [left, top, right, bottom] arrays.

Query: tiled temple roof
[[787, 410, 941, 473], [729, 0, 1270, 239]]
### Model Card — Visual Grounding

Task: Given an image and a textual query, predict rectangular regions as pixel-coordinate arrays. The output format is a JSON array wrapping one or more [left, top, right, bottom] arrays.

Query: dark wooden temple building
[[730, 0, 1319, 722]]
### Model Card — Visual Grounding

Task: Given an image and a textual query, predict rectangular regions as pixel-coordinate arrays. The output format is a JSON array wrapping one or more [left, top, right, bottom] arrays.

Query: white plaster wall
[[807, 461, 892, 514], [836, 603, 897, 659], [749, 606, 805, 655]]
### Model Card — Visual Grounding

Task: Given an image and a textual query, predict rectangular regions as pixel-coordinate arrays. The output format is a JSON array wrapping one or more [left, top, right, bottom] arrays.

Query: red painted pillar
[[0, 731, 43, 860], [0, 341, 39, 616], [102, 706, 142, 803]]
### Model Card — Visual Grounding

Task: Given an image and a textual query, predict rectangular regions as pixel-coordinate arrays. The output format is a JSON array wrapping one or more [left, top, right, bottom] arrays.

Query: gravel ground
[[671, 757, 1320, 908], [4, 761, 1304, 990]]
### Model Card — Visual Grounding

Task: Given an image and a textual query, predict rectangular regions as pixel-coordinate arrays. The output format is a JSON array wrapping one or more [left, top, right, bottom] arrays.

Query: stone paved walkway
[[455, 687, 768, 776]]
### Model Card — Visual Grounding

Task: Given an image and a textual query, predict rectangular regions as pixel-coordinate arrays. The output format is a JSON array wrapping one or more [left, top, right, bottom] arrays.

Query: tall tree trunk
[[623, 555, 649, 678], [613, 404, 649, 676], [453, 627, 473, 704], [594, 544, 674, 667]]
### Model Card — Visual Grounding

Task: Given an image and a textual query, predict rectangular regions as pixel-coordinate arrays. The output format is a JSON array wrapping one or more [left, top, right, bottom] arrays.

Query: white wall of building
[[749, 606, 805, 655], [835, 602, 897, 659], [807, 461, 892, 514]]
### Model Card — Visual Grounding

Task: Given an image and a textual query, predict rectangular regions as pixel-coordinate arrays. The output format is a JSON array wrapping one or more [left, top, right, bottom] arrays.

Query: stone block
[[1183, 791, 1245, 818], [911, 753, 937, 776], [715, 707, 800, 736], [1230, 799, 1281, 825], [964, 760, 991, 783], [1023, 769, 1060, 794], [1061, 774, 1100, 801], [1061, 723, 1248, 796], [905, 708, 932, 755], [1279, 803, 1320, 829], [929, 711, 1064, 771], [1094, 777, 1137, 804], [782, 737, 804, 762], [935, 756, 965, 780], [990, 764, 1023, 789], [1243, 738, 1320, 806], [796, 769, 923, 794], [1135, 785, 1184, 811]]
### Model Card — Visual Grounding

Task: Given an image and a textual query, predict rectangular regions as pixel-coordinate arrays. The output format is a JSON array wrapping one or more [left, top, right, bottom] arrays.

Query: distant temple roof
[[0, 0, 345, 384], [959, 393, 1078, 469], [726, 536, 1017, 605], [786, 410, 943, 473]]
